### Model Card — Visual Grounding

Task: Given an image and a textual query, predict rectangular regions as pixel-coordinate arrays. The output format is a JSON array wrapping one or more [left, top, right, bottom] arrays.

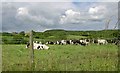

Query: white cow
[[97, 39, 108, 45]]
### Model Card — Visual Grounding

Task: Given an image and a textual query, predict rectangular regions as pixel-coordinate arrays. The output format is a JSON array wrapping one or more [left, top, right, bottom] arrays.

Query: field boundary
[[1, 71, 119, 73]]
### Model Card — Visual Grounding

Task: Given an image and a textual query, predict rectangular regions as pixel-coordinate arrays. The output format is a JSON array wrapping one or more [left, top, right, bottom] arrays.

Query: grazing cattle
[[71, 40, 76, 45], [106, 39, 113, 44], [69, 40, 74, 44], [97, 39, 108, 45], [55, 41, 61, 45], [106, 39, 118, 44], [111, 38, 119, 45], [80, 39, 89, 46], [46, 41, 54, 45], [66, 40, 70, 44], [89, 39, 93, 43], [83, 42, 89, 46], [84, 39, 90, 42], [26, 42, 30, 48], [34, 42, 49, 50], [40, 44, 49, 50], [92, 39, 98, 44], [45, 39, 90, 46], [73, 40, 80, 45], [61, 40, 67, 45], [80, 42, 87, 46], [80, 40, 84, 43], [26, 41, 49, 50], [114, 39, 120, 45]]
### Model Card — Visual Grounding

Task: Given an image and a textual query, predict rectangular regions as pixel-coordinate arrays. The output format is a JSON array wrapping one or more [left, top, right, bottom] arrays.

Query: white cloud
[[88, 5, 107, 19], [16, 7, 30, 21], [17, 7, 29, 15], [15, 2, 77, 27], [16, 7, 54, 27], [89, 6, 106, 14], [89, 7, 98, 14], [2, 2, 118, 32], [60, 9, 81, 24], [65, 9, 80, 16], [60, 6, 106, 25]]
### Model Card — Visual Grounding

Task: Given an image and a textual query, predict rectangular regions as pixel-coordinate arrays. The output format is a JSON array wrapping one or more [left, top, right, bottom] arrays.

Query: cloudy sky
[[1, 0, 119, 32]]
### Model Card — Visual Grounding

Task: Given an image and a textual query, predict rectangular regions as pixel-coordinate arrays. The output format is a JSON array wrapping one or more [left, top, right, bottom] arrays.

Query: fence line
[[29, 30, 35, 71]]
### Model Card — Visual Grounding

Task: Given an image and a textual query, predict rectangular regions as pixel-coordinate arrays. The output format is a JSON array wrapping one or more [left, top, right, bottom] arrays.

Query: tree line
[[1, 29, 119, 44]]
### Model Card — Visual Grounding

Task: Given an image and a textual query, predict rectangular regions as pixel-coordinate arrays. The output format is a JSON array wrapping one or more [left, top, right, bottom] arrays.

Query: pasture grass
[[2, 44, 118, 71], [67, 35, 87, 40]]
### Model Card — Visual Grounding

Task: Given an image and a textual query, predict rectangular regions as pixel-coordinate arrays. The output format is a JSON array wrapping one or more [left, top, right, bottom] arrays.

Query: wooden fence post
[[29, 30, 34, 71]]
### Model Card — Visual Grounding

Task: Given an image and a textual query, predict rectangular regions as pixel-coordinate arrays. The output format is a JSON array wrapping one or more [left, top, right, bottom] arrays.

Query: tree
[[19, 31, 25, 36]]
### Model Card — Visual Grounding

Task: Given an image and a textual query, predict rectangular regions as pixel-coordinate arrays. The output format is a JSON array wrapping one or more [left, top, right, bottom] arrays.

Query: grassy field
[[67, 35, 87, 40], [2, 44, 118, 71]]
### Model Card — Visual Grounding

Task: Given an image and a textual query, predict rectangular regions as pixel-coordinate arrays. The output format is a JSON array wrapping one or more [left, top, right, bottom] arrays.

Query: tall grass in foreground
[[2, 44, 118, 71]]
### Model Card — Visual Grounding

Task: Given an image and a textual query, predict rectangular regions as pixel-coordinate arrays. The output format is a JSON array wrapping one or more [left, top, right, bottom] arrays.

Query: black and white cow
[[55, 41, 61, 45], [72, 40, 80, 45], [80, 39, 89, 46], [114, 39, 120, 45], [61, 40, 67, 45], [26, 41, 49, 50], [26, 42, 30, 48]]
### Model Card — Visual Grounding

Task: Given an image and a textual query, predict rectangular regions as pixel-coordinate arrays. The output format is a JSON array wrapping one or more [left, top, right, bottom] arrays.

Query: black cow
[[66, 40, 70, 44]]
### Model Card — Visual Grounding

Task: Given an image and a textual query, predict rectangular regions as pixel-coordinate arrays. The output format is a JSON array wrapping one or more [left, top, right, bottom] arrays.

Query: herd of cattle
[[46, 38, 119, 45], [26, 38, 119, 50]]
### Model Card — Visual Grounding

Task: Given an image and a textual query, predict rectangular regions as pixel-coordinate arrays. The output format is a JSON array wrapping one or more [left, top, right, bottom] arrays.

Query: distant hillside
[[1, 29, 119, 44], [42, 29, 119, 39]]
